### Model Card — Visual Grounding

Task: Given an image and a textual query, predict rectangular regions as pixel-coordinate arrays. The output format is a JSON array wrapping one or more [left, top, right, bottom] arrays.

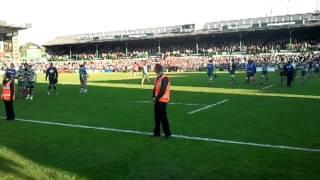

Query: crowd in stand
[[1, 53, 319, 74], [47, 39, 320, 62]]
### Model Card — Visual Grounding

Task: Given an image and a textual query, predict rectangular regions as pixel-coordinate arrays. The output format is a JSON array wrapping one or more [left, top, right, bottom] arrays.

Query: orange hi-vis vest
[[154, 74, 170, 103], [1, 80, 15, 101]]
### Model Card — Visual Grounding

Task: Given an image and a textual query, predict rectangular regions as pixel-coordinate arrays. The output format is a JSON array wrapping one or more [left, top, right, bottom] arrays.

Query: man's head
[[50, 62, 53, 67], [154, 64, 163, 75], [24, 63, 28, 69], [10, 63, 14, 69]]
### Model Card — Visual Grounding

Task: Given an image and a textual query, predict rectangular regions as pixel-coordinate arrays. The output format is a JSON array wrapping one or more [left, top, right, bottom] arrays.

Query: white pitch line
[[3, 117, 320, 153], [261, 84, 274, 90], [129, 101, 208, 106], [13, 118, 152, 136], [188, 99, 229, 114]]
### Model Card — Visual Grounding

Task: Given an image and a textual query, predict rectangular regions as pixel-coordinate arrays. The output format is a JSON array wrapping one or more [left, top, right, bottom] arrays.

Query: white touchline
[[188, 99, 229, 114], [262, 84, 274, 90], [2, 117, 320, 153], [129, 101, 209, 106]]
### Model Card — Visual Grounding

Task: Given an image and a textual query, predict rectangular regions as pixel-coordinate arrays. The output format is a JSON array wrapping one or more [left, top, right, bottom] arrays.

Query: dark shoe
[[165, 135, 171, 139]]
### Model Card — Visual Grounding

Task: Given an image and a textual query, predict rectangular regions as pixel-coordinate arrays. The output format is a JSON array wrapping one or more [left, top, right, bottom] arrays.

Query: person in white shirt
[[141, 64, 150, 86]]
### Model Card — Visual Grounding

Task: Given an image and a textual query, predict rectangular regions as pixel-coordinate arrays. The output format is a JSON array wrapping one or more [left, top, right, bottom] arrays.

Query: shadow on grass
[[0, 152, 36, 180]]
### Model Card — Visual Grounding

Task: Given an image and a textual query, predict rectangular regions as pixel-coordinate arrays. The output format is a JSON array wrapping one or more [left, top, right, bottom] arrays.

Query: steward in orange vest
[[152, 64, 171, 138], [1, 78, 15, 120]]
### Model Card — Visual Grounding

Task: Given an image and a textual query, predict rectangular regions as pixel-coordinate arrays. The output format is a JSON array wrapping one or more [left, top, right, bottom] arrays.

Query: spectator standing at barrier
[[46, 63, 59, 95], [308, 60, 313, 77], [132, 62, 139, 77], [314, 59, 320, 79], [152, 64, 171, 138], [1, 76, 15, 120], [260, 59, 269, 85]]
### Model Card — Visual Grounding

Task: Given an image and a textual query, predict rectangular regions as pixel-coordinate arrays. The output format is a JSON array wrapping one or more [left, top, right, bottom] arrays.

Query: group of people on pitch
[[206, 57, 320, 87], [1, 61, 172, 140], [0, 62, 58, 121], [1, 63, 37, 120]]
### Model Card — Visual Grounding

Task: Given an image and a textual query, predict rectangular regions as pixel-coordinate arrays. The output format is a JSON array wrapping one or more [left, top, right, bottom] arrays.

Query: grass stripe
[[4, 117, 320, 153]]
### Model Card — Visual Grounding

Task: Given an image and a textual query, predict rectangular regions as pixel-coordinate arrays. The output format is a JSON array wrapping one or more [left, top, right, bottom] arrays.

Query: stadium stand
[[44, 13, 320, 61], [0, 20, 31, 61]]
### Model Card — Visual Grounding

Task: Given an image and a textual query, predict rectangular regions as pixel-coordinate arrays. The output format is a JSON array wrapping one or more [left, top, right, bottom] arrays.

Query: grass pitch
[[0, 71, 320, 179]]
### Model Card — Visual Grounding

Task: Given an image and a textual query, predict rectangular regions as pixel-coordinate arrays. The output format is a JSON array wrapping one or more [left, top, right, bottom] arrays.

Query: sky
[[0, 0, 318, 45]]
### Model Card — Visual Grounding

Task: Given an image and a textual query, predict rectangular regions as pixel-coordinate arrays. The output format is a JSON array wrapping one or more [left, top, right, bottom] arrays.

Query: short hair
[[154, 64, 163, 72]]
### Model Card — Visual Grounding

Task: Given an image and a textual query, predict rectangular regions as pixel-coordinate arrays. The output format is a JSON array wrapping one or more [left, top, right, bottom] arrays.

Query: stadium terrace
[[43, 13, 320, 61], [0, 20, 31, 61]]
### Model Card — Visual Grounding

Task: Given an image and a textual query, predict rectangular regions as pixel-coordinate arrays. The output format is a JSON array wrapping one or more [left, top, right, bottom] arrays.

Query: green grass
[[0, 71, 320, 179]]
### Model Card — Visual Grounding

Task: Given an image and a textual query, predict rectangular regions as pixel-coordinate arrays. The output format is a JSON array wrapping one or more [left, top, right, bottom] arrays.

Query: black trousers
[[154, 101, 171, 136], [287, 74, 294, 87], [4, 101, 15, 120]]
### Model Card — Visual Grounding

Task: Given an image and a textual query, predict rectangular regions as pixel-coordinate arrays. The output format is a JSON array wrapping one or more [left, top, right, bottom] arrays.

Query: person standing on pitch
[[25, 64, 36, 100], [228, 59, 236, 84], [207, 59, 214, 86], [260, 59, 269, 85], [286, 61, 295, 87], [46, 62, 59, 95], [4, 63, 16, 80], [152, 64, 171, 138], [278, 58, 286, 87], [246, 60, 256, 84], [141, 63, 150, 86], [300, 60, 308, 84], [16, 65, 26, 98], [1, 76, 15, 120], [79, 62, 89, 94]]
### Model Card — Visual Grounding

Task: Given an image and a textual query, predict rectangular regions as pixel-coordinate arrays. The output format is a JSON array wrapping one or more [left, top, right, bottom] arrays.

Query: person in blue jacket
[[246, 60, 256, 84]]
